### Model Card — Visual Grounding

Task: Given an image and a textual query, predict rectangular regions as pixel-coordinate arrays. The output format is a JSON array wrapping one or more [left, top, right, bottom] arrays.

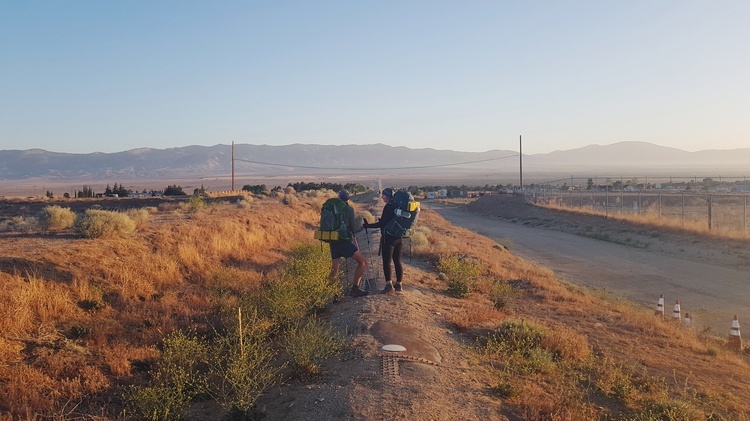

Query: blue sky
[[1, 1, 748, 154]]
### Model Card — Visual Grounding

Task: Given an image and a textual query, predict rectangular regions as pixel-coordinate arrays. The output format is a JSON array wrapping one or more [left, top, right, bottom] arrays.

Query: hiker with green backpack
[[315, 190, 369, 298]]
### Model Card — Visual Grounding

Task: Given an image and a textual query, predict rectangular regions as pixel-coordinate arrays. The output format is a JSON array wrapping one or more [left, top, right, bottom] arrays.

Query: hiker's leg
[[381, 240, 393, 284], [392, 238, 403, 283], [351, 251, 366, 286]]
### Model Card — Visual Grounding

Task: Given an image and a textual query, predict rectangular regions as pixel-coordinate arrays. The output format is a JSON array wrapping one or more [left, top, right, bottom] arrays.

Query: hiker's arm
[[364, 204, 394, 229]]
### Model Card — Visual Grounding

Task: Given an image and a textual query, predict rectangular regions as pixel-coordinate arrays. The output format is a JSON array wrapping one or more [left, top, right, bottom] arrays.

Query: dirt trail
[[255, 208, 511, 420], [431, 194, 750, 336]]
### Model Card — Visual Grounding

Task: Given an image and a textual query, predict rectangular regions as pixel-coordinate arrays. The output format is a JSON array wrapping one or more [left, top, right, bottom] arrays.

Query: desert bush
[[592, 356, 636, 402], [283, 317, 344, 377], [438, 255, 482, 298], [123, 329, 208, 421], [630, 399, 701, 421], [541, 325, 591, 361], [209, 308, 278, 416], [447, 306, 503, 332], [482, 320, 556, 375], [282, 194, 299, 207], [237, 196, 254, 209], [447, 279, 470, 298], [126, 208, 151, 229], [489, 281, 517, 309], [75, 209, 136, 238], [408, 230, 429, 249], [188, 196, 206, 211], [37, 205, 76, 232], [437, 255, 482, 283], [256, 244, 339, 326]]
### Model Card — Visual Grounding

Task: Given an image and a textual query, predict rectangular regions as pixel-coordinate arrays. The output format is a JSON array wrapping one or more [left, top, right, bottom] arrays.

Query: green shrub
[[447, 280, 470, 298], [482, 320, 556, 375], [123, 330, 208, 420], [37, 205, 76, 232], [257, 244, 340, 325], [188, 196, 206, 211], [630, 399, 701, 421], [489, 281, 516, 309], [437, 255, 482, 282], [438, 255, 482, 298], [76, 209, 136, 238], [284, 317, 344, 377], [209, 308, 278, 416]]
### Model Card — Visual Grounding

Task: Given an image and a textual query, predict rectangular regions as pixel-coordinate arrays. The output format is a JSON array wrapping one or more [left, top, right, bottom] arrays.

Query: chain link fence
[[525, 188, 750, 238]]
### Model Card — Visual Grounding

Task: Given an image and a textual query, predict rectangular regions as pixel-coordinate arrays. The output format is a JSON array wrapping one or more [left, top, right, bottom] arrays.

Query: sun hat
[[338, 190, 350, 201]]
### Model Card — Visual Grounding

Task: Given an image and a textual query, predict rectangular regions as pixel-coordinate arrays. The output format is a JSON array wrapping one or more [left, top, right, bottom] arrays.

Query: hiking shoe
[[381, 284, 395, 295], [349, 286, 369, 298], [394, 282, 403, 292]]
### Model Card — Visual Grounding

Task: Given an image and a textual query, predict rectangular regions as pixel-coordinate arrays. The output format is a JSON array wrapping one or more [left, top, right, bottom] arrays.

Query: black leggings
[[381, 236, 403, 283]]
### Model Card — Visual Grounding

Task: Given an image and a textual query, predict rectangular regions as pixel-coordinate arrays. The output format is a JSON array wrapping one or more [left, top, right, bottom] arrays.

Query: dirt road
[[430, 195, 750, 336]]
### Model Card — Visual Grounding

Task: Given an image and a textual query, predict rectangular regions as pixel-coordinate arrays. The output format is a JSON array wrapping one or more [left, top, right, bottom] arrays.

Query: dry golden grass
[[540, 200, 749, 241], [0, 193, 331, 419], [2, 193, 750, 419]]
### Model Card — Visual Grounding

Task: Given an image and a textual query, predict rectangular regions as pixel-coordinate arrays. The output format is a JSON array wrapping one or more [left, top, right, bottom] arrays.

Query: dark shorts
[[329, 241, 358, 259]]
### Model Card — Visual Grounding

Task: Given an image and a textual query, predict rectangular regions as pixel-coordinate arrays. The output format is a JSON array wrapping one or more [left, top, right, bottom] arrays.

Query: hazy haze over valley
[[0, 141, 747, 197]]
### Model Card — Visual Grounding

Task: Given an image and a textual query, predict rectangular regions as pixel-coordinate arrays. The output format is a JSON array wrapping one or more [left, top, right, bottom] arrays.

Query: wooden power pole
[[519, 135, 523, 191], [231, 141, 235, 191]]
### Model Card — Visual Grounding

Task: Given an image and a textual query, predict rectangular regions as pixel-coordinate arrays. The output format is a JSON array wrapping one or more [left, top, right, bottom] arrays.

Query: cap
[[382, 188, 394, 198], [338, 190, 350, 201]]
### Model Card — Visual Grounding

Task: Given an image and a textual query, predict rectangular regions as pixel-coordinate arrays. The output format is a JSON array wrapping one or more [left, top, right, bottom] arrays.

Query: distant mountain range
[[0, 141, 747, 181]]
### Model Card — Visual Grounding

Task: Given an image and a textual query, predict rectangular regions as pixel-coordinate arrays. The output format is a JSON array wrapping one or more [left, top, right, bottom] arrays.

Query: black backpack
[[314, 198, 351, 242], [384, 190, 420, 238]]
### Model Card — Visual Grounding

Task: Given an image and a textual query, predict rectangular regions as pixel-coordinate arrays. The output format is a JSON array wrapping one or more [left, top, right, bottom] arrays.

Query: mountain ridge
[[0, 141, 747, 180]]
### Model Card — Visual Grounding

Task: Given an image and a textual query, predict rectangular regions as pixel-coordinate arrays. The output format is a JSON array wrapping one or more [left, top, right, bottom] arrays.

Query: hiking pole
[[363, 227, 379, 291]]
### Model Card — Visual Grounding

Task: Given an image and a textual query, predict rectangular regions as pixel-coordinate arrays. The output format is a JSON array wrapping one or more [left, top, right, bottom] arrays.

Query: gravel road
[[430, 195, 750, 336]]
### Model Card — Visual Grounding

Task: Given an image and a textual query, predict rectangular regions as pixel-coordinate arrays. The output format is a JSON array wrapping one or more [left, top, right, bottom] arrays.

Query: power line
[[234, 154, 519, 171]]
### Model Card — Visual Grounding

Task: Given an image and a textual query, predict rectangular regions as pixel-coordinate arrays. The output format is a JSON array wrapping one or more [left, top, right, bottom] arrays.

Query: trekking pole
[[363, 227, 379, 291]]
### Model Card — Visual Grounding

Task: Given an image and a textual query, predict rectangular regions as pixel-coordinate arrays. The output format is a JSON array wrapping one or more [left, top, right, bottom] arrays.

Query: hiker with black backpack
[[319, 190, 369, 298], [363, 188, 404, 294]]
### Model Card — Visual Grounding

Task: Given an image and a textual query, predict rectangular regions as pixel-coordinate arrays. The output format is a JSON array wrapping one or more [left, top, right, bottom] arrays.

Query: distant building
[[438, 189, 448, 198]]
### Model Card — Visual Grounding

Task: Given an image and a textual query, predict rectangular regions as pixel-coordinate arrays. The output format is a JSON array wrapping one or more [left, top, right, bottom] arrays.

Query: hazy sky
[[2, 1, 748, 155]]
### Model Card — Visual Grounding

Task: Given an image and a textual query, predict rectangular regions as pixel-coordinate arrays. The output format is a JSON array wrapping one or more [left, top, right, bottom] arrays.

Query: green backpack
[[314, 198, 351, 242]]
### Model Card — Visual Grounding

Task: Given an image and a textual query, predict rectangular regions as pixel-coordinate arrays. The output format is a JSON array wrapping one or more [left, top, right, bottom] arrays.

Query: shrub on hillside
[[126, 208, 151, 229], [123, 330, 208, 420], [281, 194, 299, 207], [256, 244, 339, 326], [284, 317, 344, 377], [209, 308, 277, 416], [76, 209, 136, 238], [37, 205, 76, 232]]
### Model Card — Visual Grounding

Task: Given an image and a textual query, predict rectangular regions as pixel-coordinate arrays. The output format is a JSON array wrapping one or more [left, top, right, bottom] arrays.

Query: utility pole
[[231, 141, 235, 191], [519, 135, 523, 191]]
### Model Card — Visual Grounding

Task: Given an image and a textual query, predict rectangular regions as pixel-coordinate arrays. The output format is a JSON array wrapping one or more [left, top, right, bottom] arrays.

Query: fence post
[[605, 187, 609, 218], [658, 193, 662, 220], [638, 190, 642, 216], [708, 193, 713, 231], [682, 192, 685, 228]]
